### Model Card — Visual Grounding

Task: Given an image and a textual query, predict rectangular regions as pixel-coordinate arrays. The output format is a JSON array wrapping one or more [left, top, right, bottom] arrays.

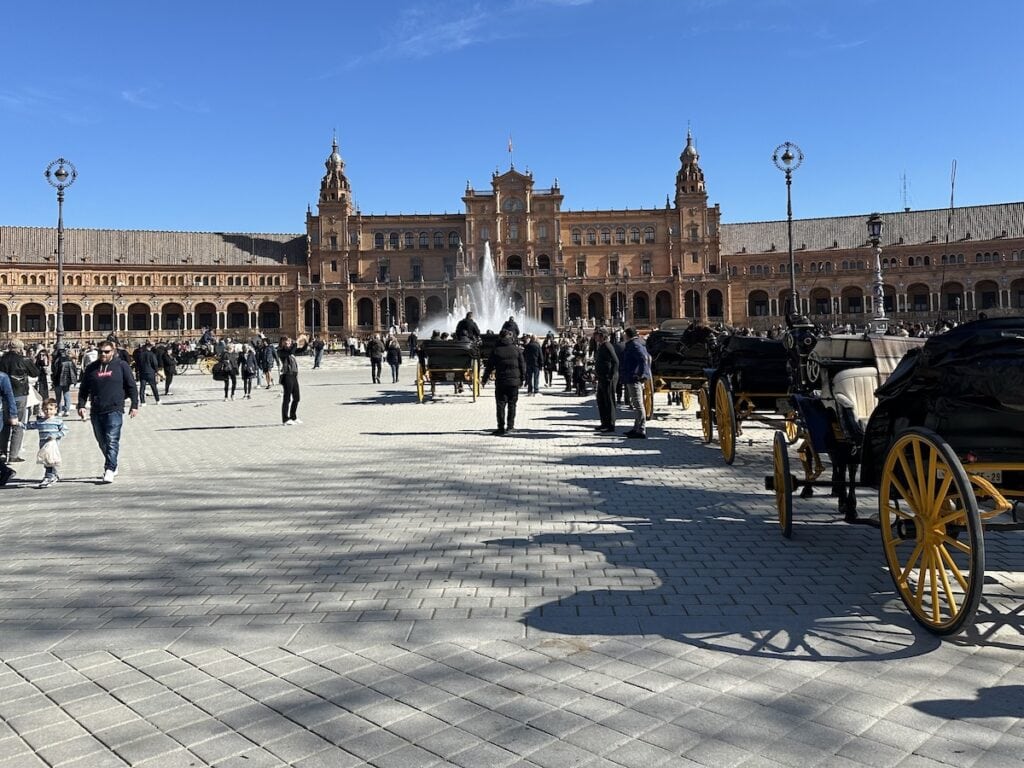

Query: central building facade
[[305, 132, 724, 334]]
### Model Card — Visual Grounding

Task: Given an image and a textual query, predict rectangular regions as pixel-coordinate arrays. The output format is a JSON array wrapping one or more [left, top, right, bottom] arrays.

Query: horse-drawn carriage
[[699, 331, 804, 465], [647, 320, 720, 412], [769, 317, 1024, 634], [415, 339, 482, 403], [173, 343, 217, 375]]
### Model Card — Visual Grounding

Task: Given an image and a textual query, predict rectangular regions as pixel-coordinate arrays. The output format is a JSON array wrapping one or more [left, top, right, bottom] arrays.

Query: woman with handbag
[[214, 346, 240, 401]]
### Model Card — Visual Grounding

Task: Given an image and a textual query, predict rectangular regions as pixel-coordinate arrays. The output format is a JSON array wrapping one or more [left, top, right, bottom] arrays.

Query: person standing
[[365, 334, 385, 384], [385, 336, 403, 383], [239, 344, 258, 399], [0, 371, 19, 486], [136, 342, 161, 406], [77, 340, 139, 483], [541, 334, 558, 389], [0, 338, 40, 464], [312, 337, 325, 369], [259, 339, 277, 390], [278, 335, 307, 425], [408, 332, 418, 359], [500, 315, 520, 338], [592, 327, 619, 433], [620, 327, 652, 439], [481, 331, 526, 435], [523, 335, 543, 395], [611, 330, 627, 405], [217, 346, 240, 401], [51, 345, 79, 416], [33, 347, 51, 408], [26, 398, 67, 488]]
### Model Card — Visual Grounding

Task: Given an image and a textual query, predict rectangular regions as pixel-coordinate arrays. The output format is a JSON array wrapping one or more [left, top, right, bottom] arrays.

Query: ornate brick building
[[1, 134, 1022, 345]]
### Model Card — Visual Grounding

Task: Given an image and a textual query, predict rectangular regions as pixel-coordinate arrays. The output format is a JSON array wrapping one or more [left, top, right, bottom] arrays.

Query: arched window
[[907, 256, 915, 267], [571, 228, 581, 245], [629, 227, 640, 243], [419, 233, 429, 248], [537, 254, 551, 271], [615, 227, 625, 244], [586, 228, 596, 245], [643, 226, 655, 243], [924, 256, 931, 266], [404, 232, 414, 249], [389, 232, 399, 249], [448, 232, 460, 248], [600, 228, 611, 244], [434, 232, 444, 248], [506, 254, 523, 271], [374, 233, 384, 249]]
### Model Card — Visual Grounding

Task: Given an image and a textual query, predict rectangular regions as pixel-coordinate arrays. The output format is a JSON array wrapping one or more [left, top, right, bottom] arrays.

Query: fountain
[[420, 241, 551, 336]]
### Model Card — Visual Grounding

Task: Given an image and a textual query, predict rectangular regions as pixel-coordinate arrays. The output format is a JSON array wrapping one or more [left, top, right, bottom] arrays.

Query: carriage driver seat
[[830, 366, 880, 441]]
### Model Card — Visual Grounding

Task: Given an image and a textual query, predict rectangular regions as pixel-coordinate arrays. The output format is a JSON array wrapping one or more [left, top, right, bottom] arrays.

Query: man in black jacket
[[523, 335, 543, 395], [482, 331, 526, 435], [593, 327, 619, 433], [0, 338, 40, 463], [77, 340, 139, 483], [135, 342, 161, 406], [454, 311, 481, 342]]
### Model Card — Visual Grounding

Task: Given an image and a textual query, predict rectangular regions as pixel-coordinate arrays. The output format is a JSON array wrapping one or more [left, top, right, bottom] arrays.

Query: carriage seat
[[830, 366, 879, 436]]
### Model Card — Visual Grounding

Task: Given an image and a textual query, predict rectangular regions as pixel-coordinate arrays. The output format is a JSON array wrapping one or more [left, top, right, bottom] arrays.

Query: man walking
[[366, 334, 385, 384], [135, 341, 161, 406], [619, 327, 652, 439], [482, 330, 526, 435], [592, 327, 619, 433], [523, 335, 543, 396], [77, 340, 139, 482]]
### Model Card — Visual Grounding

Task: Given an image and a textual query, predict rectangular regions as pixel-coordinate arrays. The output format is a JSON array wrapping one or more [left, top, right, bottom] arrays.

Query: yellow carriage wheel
[[199, 356, 216, 374], [879, 428, 984, 635], [680, 390, 692, 410], [471, 361, 480, 402], [783, 411, 800, 445], [697, 386, 713, 444], [773, 430, 793, 538], [416, 366, 425, 403], [643, 379, 654, 420], [714, 377, 736, 465]]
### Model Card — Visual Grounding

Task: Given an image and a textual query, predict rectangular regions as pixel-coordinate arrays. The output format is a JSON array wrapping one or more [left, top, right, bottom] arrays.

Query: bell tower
[[319, 137, 353, 216], [674, 128, 706, 207]]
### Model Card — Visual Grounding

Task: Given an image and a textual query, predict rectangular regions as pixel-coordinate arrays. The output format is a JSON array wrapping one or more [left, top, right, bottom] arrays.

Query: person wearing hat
[[619, 327, 652, 438]]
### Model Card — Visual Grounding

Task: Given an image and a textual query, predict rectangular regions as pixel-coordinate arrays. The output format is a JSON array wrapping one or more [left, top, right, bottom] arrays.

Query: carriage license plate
[[975, 470, 1002, 484], [445, 373, 455, 381], [669, 381, 690, 390]]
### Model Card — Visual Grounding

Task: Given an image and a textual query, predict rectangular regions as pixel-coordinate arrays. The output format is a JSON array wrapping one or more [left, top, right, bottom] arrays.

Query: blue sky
[[2, 0, 1022, 234]]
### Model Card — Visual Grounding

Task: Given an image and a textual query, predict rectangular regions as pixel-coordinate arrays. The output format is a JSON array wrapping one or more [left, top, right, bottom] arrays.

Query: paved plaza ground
[[1, 353, 1023, 767]]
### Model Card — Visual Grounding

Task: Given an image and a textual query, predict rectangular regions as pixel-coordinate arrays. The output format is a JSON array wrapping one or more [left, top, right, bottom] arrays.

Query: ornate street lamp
[[44, 157, 77, 348], [772, 142, 803, 317], [867, 212, 887, 332]]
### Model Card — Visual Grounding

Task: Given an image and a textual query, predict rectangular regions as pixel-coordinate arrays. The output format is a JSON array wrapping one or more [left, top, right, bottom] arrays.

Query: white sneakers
[[283, 419, 303, 426], [101, 469, 115, 483]]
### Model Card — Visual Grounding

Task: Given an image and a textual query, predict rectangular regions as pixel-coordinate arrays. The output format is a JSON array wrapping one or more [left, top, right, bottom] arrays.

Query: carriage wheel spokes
[[698, 386, 713, 444], [714, 377, 736, 465], [879, 428, 984, 635], [774, 430, 793, 538]]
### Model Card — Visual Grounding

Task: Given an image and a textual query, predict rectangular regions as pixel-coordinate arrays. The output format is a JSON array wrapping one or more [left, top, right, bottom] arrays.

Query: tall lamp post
[[772, 142, 803, 318], [44, 157, 77, 349], [867, 212, 887, 333]]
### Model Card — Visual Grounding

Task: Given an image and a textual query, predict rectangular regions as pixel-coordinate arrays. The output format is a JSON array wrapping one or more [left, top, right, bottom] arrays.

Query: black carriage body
[[861, 317, 1024, 487], [419, 339, 479, 374], [713, 335, 790, 408], [649, 325, 720, 383]]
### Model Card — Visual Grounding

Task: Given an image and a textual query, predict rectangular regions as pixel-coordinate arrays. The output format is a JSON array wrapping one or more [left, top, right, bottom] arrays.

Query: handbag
[[25, 380, 43, 409]]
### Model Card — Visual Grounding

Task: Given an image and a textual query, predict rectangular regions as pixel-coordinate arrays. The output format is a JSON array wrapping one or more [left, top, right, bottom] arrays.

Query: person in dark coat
[[385, 337, 403, 383], [51, 346, 79, 416], [365, 335, 385, 384], [620, 327, 653, 438], [454, 311, 481, 342], [135, 342, 161, 405], [592, 327, 619, 432], [611, 330, 627, 405], [157, 344, 177, 396], [541, 334, 558, 388], [481, 331, 526, 435], [523, 335, 543, 395], [500, 315, 520, 338]]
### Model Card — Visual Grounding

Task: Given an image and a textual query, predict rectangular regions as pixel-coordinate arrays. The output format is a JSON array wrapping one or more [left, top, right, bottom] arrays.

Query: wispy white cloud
[[121, 87, 160, 110], [333, 0, 593, 73]]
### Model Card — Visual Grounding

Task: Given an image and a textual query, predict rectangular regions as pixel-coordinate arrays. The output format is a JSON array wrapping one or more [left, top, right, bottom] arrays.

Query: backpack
[[211, 360, 230, 381]]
